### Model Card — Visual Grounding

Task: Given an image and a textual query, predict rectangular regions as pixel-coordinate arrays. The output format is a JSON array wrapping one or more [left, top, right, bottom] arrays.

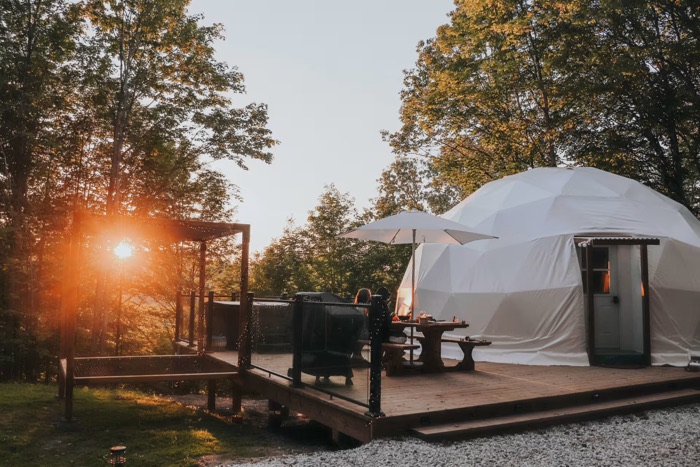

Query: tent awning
[[574, 236, 661, 246]]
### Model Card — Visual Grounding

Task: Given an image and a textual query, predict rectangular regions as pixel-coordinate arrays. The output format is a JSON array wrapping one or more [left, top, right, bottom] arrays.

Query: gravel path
[[223, 403, 700, 466]]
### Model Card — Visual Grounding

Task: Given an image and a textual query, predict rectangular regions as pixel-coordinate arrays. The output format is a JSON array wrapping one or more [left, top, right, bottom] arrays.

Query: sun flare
[[114, 241, 134, 259]]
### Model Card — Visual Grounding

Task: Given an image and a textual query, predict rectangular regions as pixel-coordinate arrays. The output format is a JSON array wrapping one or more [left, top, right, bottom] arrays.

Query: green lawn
[[0, 382, 281, 466]]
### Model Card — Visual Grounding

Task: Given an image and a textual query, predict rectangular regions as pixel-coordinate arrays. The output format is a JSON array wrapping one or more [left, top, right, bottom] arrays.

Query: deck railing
[[249, 293, 386, 416], [174, 291, 387, 416], [174, 291, 241, 348]]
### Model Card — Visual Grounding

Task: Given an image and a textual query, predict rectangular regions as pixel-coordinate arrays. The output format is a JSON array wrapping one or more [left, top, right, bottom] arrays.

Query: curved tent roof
[[443, 167, 700, 246]]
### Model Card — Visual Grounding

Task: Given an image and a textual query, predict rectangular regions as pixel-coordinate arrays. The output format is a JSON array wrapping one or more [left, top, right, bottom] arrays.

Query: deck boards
[[199, 346, 700, 441]]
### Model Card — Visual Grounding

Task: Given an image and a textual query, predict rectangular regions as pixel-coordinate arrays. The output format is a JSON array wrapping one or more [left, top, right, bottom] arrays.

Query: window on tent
[[578, 246, 610, 294]]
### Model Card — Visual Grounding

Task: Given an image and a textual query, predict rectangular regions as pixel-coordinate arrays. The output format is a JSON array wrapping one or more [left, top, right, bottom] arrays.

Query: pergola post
[[62, 213, 81, 421], [188, 290, 196, 347], [206, 290, 214, 350], [175, 290, 182, 344], [197, 241, 206, 354], [57, 235, 70, 399]]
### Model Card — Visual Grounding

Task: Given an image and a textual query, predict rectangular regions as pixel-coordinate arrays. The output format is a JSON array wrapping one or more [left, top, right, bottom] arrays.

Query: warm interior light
[[114, 241, 134, 259], [397, 296, 412, 317], [602, 271, 610, 293]]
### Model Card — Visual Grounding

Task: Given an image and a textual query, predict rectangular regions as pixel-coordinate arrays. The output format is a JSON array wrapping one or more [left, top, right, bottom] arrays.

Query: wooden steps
[[411, 388, 700, 441]]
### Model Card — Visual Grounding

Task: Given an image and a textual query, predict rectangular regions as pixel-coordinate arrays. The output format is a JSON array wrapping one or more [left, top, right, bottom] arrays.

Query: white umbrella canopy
[[339, 210, 496, 317]]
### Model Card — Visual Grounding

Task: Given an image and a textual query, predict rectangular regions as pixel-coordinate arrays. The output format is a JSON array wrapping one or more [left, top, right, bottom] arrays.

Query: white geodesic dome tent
[[396, 167, 700, 366]]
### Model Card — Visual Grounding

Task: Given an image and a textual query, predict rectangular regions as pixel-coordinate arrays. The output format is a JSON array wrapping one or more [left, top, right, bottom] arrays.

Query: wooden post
[[237, 226, 250, 367], [58, 234, 72, 399], [62, 212, 81, 421], [175, 290, 182, 343], [206, 291, 214, 351], [640, 244, 651, 366], [239, 226, 249, 306], [207, 379, 216, 412], [585, 244, 595, 365], [188, 290, 195, 347], [231, 378, 242, 413], [290, 294, 303, 387], [197, 241, 206, 354], [237, 292, 254, 369], [366, 295, 384, 417]]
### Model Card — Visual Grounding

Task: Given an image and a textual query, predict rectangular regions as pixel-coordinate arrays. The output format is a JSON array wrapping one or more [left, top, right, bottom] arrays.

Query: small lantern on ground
[[109, 445, 126, 466]]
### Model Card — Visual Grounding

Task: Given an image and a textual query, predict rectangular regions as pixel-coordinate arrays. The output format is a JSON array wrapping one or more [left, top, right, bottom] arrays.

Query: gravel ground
[[218, 402, 700, 467]]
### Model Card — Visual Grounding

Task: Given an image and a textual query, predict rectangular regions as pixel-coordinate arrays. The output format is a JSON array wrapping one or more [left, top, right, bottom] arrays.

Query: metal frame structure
[[58, 211, 251, 421]]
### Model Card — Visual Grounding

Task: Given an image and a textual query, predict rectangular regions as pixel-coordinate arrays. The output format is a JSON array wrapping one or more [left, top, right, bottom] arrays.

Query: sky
[[188, 1, 455, 252]]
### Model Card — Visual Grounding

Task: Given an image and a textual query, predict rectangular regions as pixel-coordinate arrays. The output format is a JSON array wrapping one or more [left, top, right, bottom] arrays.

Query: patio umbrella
[[339, 210, 496, 318]]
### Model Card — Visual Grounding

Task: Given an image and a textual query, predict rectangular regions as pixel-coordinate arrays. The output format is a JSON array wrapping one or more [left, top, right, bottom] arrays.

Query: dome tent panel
[[401, 167, 700, 366]]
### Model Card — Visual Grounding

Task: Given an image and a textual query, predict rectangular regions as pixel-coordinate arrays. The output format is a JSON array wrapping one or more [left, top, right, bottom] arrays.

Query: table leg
[[455, 342, 477, 371], [417, 330, 445, 372]]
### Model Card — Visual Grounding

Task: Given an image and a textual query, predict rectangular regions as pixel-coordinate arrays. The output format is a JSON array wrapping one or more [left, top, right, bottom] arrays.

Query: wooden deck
[[198, 346, 700, 442]]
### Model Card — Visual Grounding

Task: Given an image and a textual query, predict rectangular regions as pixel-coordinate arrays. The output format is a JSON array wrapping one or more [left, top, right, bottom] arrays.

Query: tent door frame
[[590, 245, 620, 349], [575, 236, 659, 367]]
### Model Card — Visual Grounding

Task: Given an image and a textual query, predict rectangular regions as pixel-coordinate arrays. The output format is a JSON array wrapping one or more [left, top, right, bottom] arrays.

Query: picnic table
[[391, 320, 470, 373]]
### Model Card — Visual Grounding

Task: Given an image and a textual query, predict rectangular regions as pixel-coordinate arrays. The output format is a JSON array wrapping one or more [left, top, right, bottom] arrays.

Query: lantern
[[109, 445, 126, 466]]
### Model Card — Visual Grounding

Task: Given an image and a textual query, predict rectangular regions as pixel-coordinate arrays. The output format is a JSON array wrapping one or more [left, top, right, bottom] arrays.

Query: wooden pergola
[[58, 211, 251, 421]]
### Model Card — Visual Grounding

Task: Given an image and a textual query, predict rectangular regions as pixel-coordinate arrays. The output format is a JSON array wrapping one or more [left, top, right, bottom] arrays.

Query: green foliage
[[0, 0, 276, 374], [387, 0, 700, 214], [305, 185, 360, 294], [251, 185, 412, 302], [77, 0, 277, 215], [387, 0, 566, 197], [373, 155, 461, 216], [0, 0, 83, 379], [562, 0, 700, 211], [0, 382, 277, 466], [250, 219, 314, 297]]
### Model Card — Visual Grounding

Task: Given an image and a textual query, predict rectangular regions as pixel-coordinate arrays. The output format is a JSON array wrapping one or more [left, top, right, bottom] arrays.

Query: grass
[[0, 382, 285, 466]]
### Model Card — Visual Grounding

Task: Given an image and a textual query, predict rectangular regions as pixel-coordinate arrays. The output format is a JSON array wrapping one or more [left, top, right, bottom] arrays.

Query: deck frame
[[220, 350, 700, 442]]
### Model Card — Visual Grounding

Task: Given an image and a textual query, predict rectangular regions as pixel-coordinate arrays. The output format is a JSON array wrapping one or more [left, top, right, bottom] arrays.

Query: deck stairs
[[410, 385, 700, 441]]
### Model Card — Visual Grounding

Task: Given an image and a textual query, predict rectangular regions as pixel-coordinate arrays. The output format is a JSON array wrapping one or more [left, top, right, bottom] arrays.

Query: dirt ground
[[163, 394, 342, 465]]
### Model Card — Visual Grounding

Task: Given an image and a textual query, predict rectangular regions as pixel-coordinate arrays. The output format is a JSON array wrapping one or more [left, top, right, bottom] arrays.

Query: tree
[[304, 185, 360, 295], [0, 0, 81, 379], [249, 219, 314, 296], [565, 0, 700, 212], [75, 0, 277, 351], [387, 0, 569, 197], [388, 0, 700, 215], [373, 155, 461, 217], [81, 0, 276, 215], [0, 0, 277, 375]]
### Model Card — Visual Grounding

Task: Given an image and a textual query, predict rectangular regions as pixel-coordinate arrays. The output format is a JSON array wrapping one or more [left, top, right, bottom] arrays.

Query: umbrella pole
[[410, 229, 416, 364], [411, 229, 416, 319]]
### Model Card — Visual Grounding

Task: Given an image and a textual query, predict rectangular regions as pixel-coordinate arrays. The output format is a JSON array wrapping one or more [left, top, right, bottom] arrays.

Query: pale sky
[[189, 1, 454, 252]]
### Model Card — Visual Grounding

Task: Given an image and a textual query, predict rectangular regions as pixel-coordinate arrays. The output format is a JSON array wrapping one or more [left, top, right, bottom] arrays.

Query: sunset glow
[[114, 241, 134, 259]]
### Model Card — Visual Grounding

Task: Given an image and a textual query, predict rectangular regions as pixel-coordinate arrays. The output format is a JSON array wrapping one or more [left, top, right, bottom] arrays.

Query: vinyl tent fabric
[[397, 167, 700, 366]]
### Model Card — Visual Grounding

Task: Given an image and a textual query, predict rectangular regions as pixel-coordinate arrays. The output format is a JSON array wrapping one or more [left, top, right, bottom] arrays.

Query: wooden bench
[[441, 337, 492, 371], [358, 340, 420, 376]]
